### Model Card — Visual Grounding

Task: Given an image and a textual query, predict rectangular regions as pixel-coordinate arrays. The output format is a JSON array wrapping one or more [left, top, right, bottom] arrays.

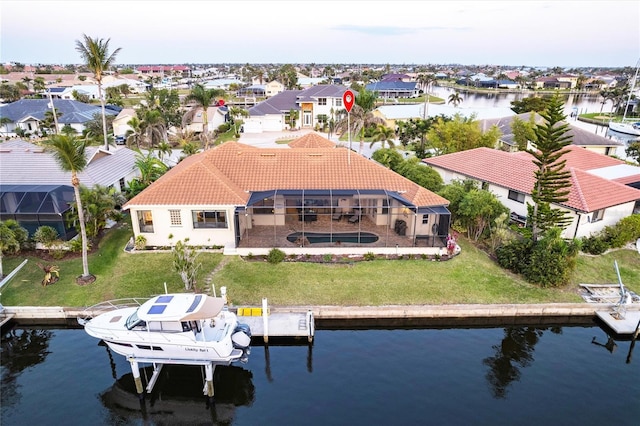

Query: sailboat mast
[[621, 58, 640, 121]]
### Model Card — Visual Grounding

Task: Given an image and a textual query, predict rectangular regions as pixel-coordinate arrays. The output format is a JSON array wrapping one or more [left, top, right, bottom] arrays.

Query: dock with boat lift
[[236, 298, 315, 343]]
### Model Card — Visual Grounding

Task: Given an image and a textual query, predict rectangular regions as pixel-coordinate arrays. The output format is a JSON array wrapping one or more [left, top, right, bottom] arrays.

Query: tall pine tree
[[527, 95, 573, 241]]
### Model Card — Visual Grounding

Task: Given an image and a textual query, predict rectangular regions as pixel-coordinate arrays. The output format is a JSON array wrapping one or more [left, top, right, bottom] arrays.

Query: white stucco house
[[423, 146, 640, 239], [243, 85, 348, 133]]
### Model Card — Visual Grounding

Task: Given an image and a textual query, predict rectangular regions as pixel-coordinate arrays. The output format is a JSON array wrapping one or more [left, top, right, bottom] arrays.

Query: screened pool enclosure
[[238, 189, 450, 249], [0, 184, 77, 240]]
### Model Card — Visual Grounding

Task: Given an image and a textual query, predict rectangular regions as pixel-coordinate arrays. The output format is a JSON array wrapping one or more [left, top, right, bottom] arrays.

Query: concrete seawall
[[4, 303, 634, 328]]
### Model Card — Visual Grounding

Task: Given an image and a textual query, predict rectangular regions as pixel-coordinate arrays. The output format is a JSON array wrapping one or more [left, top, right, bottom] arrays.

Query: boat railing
[[77, 298, 148, 325]]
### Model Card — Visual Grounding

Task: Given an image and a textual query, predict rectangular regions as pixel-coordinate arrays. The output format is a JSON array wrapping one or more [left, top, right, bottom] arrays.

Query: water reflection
[[481, 326, 561, 399], [101, 364, 255, 425], [1, 328, 53, 409]]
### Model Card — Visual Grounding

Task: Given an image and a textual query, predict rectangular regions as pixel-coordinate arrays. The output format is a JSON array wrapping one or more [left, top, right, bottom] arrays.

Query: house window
[[317, 114, 328, 123], [592, 209, 604, 222], [169, 210, 182, 226], [253, 198, 274, 214], [382, 199, 389, 215], [119, 178, 125, 190], [422, 214, 429, 224], [507, 190, 525, 204], [318, 98, 327, 106], [192, 210, 227, 228], [138, 210, 154, 233], [335, 99, 342, 107]]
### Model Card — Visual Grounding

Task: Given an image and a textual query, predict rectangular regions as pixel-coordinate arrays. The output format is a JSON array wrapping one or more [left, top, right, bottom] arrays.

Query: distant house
[[0, 99, 119, 136], [123, 134, 451, 253], [478, 112, 623, 155], [244, 85, 349, 133], [423, 145, 640, 239], [365, 81, 419, 99], [112, 108, 137, 139], [182, 105, 229, 134], [265, 80, 285, 97], [237, 85, 266, 97]]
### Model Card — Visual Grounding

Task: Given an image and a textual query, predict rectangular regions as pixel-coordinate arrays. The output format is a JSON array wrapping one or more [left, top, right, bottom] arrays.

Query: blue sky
[[1, 0, 638, 67]]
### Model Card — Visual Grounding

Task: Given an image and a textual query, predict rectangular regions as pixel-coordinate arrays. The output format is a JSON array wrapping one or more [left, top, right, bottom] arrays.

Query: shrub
[[496, 238, 534, 274], [604, 215, 640, 248], [33, 226, 59, 246], [68, 237, 86, 253], [267, 248, 286, 264], [580, 235, 609, 255], [134, 235, 147, 250], [524, 233, 581, 287], [364, 252, 376, 261], [322, 253, 333, 262]]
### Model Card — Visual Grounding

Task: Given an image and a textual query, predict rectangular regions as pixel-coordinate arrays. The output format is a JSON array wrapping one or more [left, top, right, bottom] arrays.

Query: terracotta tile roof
[[125, 139, 448, 209], [423, 146, 640, 212], [288, 132, 336, 149]]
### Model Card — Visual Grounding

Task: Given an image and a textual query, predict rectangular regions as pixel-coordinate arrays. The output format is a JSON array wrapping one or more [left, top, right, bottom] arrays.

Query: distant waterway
[[1, 324, 639, 425]]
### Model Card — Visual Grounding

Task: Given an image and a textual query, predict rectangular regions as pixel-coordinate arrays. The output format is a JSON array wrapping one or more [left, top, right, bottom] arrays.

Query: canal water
[[2, 324, 639, 425]]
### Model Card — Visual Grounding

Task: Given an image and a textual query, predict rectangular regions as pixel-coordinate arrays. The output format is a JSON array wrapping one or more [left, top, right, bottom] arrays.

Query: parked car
[[115, 135, 125, 145]]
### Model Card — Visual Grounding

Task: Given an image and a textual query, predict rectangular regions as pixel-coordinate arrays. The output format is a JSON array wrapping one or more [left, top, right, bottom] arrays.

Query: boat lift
[[594, 261, 640, 337]]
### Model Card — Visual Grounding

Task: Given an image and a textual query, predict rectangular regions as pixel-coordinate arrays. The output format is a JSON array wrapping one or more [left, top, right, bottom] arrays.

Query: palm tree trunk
[[73, 179, 91, 277], [98, 82, 109, 151]]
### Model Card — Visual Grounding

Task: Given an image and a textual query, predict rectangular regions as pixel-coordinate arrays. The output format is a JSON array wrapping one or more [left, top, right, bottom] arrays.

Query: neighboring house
[[204, 79, 243, 90], [123, 133, 451, 253], [423, 145, 640, 239], [112, 108, 137, 138], [0, 139, 141, 239], [0, 99, 119, 136], [244, 85, 348, 133], [478, 112, 623, 155], [183, 105, 229, 134], [366, 81, 419, 99], [372, 104, 515, 130], [265, 80, 285, 97]]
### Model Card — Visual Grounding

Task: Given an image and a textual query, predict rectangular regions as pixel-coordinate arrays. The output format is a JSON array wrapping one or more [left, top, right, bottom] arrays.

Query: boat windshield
[[125, 310, 146, 330]]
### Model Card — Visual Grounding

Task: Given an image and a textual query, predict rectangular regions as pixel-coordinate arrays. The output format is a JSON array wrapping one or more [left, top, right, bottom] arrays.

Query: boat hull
[[609, 122, 640, 136]]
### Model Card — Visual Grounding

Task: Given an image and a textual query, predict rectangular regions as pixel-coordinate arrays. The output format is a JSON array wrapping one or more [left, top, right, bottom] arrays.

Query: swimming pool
[[287, 232, 379, 244]]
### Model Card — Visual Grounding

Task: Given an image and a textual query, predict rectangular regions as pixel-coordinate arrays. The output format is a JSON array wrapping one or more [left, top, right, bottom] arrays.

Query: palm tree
[[139, 109, 166, 148], [417, 73, 437, 119], [156, 141, 173, 163], [0, 220, 27, 279], [46, 134, 93, 283], [183, 83, 225, 149], [448, 91, 464, 108], [75, 34, 121, 151], [370, 124, 396, 149], [334, 105, 385, 153]]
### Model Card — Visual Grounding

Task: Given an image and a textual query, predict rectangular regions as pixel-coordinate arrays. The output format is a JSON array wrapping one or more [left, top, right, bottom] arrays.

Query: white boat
[[78, 293, 251, 364], [609, 58, 640, 137], [608, 121, 640, 136]]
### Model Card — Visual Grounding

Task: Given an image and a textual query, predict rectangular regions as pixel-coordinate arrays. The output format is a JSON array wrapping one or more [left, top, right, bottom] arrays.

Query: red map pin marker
[[343, 90, 354, 113]]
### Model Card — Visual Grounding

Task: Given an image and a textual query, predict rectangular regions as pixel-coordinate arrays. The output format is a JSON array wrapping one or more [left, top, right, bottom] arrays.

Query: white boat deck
[[238, 311, 314, 341], [595, 309, 640, 336]]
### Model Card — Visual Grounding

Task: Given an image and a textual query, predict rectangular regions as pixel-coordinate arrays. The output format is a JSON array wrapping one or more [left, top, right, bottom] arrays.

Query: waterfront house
[[423, 146, 640, 239], [123, 133, 451, 254], [0, 139, 140, 239], [478, 112, 623, 155]]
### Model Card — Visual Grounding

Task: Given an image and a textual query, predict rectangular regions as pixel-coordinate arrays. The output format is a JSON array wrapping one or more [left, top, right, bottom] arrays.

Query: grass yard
[[1, 225, 638, 308]]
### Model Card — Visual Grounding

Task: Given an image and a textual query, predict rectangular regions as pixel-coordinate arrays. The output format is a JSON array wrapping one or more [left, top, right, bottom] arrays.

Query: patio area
[[238, 212, 447, 250]]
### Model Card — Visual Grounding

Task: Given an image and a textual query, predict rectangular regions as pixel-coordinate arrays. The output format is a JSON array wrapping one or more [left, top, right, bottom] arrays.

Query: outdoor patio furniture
[[332, 213, 342, 221], [348, 213, 360, 224]]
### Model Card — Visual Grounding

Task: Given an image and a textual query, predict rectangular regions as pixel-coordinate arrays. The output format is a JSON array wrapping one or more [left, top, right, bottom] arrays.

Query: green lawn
[[1, 225, 638, 308]]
